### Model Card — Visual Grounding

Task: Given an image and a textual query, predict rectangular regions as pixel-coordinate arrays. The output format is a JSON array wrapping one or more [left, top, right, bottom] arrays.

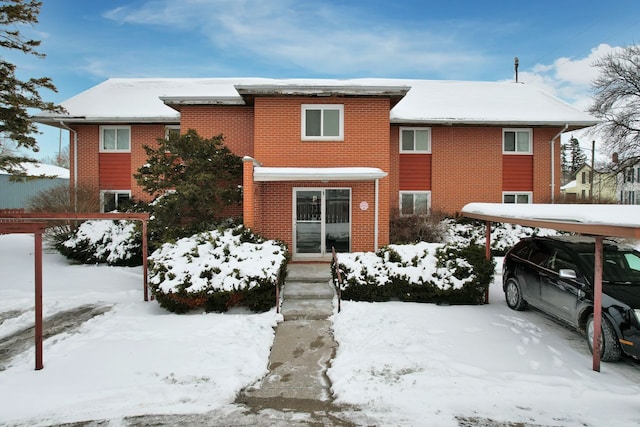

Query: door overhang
[[253, 166, 387, 182]]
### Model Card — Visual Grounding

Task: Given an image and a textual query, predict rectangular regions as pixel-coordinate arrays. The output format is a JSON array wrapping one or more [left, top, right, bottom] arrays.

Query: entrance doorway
[[294, 188, 351, 257]]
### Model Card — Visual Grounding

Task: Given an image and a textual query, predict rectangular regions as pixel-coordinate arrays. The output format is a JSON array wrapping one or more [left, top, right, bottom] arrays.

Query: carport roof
[[461, 203, 640, 239]]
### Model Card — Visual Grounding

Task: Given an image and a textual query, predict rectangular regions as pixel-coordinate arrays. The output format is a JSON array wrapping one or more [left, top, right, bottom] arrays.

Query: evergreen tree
[[134, 130, 243, 243], [561, 137, 588, 183], [0, 0, 64, 174]]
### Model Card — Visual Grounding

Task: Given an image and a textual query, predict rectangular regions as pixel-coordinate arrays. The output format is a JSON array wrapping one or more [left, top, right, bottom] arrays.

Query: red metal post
[[592, 236, 603, 372], [35, 232, 43, 370], [485, 221, 491, 304], [142, 220, 149, 302]]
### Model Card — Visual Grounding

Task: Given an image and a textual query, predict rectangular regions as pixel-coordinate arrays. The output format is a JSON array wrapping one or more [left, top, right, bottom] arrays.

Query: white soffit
[[253, 167, 387, 181]]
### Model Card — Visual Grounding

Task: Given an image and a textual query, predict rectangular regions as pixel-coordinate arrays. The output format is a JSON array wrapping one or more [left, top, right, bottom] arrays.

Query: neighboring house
[[34, 78, 597, 259], [617, 163, 640, 205], [572, 164, 617, 202], [0, 163, 69, 209], [560, 179, 577, 201]]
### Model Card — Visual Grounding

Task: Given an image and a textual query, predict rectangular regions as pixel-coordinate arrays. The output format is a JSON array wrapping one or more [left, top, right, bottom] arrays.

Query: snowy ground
[[1, 233, 640, 426]]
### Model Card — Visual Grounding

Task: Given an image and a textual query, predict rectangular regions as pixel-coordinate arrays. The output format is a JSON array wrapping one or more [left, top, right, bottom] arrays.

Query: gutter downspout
[[374, 178, 380, 251], [59, 121, 78, 212], [550, 124, 569, 203]]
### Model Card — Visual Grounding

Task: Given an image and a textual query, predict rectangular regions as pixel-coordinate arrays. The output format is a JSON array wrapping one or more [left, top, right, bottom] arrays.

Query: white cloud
[[519, 44, 624, 111], [102, 0, 493, 77]]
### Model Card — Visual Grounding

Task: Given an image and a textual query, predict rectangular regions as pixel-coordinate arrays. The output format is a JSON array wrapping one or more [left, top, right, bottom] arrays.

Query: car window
[[528, 242, 552, 267], [579, 250, 640, 283], [511, 241, 533, 259], [547, 249, 577, 273], [624, 253, 640, 272]]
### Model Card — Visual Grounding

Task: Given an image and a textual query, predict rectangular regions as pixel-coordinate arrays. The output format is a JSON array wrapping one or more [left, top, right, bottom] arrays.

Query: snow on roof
[[560, 180, 577, 190], [0, 162, 69, 179], [461, 203, 640, 237], [253, 166, 387, 181], [35, 77, 598, 126]]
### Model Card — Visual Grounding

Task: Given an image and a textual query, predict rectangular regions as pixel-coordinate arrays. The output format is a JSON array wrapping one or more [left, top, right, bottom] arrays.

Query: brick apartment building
[[35, 78, 598, 260]]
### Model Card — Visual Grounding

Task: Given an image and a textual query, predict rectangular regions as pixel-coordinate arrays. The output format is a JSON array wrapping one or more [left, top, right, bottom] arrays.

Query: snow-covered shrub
[[445, 219, 560, 255], [333, 241, 494, 305], [149, 226, 289, 313], [57, 220, 142, 266]]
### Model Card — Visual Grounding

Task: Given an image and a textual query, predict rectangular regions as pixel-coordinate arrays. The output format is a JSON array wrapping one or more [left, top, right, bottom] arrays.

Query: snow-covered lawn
[[1, 232, 640, 426]]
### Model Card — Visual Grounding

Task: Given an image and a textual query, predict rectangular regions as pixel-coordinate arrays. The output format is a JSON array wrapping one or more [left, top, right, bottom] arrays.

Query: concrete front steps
[[237, 262, 339, 413], [280, 263, 335, 321]]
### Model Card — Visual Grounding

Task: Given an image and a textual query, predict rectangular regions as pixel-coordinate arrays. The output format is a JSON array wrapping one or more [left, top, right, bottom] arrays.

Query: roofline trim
[[234, 84, 411, 98]]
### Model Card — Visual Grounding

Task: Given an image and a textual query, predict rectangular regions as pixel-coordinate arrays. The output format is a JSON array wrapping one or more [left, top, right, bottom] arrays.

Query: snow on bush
[[57, 220, 142, 266], [148, 226, 289, 313], [445, 220, 559, 254], [335, 242, 494, 304]]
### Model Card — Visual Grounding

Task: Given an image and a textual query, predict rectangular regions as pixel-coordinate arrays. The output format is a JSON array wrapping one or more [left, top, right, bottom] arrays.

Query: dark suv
[[503, 236, 640, 361]]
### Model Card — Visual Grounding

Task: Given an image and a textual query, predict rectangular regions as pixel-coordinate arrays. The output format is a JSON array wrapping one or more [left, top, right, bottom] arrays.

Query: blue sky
[[10, 0, 640, 161]]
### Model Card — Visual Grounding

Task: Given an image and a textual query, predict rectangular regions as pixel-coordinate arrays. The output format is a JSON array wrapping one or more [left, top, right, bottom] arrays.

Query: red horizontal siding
[[503, 155, 533, 191], [399, 154, 431, 190], [99, 153, 131, 189]]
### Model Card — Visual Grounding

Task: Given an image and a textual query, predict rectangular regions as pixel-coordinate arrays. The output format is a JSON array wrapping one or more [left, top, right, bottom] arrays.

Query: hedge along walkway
[[236, 263, 362, 425]]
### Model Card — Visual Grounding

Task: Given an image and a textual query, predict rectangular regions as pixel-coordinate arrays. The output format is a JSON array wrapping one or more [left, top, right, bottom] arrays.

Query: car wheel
[[505, 278, 527, 311], [585, 314, 622, 362]]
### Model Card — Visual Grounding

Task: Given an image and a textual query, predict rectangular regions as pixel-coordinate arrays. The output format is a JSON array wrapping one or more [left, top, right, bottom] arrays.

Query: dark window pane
[[504, 132, 516, 151], [401, 130, 414, 151], [305, 110, 322, 136]]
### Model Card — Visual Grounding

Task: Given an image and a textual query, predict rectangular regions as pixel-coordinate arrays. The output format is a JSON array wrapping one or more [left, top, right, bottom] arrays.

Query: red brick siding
[[532, 128, 561, 203], [250, 97, 391, 248], [255, 181, 379, 253], [430, 127, 503, 214], [502, 155, 533, 191], [70, 124, 169, 205], [179, 105, 254, 157]]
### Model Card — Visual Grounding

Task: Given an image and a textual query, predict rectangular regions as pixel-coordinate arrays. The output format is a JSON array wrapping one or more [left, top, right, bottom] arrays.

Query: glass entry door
[[294, 188, 350, 256]]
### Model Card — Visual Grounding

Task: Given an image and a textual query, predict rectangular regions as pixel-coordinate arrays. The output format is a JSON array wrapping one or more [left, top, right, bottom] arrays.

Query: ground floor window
[[399, 191, 431, 215], [101, 190, 131, 212], [621, 190, 636, 205], [503, 192, 531, 204]]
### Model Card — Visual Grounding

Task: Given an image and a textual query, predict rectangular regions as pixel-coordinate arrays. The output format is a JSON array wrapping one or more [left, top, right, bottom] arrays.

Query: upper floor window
[[503, 192, 532, 204], [165, 125, 180, 140], [100, 126, 130, 152], [400, 128, 431, 153], [625, 167, 636, 183], [301, 104, 343, 141], [400, 191, 431, 215], [503, 129, 532, 154]]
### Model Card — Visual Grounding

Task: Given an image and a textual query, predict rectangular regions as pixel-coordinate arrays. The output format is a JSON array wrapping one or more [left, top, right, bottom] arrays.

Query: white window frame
[[399, 191, 431, 215], [502, 191, 532, 204], [100, 125, 131, 153], [100, 190, 131, 213], [301, 104, 344, 141], [165, 125, 180, 139], [502, 128, 532, 154], [400, 127, 431, 153]]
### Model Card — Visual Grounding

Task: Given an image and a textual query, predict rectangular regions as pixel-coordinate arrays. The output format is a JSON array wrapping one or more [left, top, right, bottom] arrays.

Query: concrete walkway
[[237, 263, 343, 416]]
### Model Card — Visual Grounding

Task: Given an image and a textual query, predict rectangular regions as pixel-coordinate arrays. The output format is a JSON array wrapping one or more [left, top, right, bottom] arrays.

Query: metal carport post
[[461, 203, 640, 372]]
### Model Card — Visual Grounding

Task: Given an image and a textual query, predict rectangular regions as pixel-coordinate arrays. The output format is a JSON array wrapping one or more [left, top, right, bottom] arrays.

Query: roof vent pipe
[[514, 57, 519, 83]]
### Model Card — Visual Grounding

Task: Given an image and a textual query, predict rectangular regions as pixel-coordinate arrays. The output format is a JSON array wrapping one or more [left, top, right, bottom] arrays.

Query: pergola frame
[[461, 203, 640, 372], [0, 212, 150, 371]]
